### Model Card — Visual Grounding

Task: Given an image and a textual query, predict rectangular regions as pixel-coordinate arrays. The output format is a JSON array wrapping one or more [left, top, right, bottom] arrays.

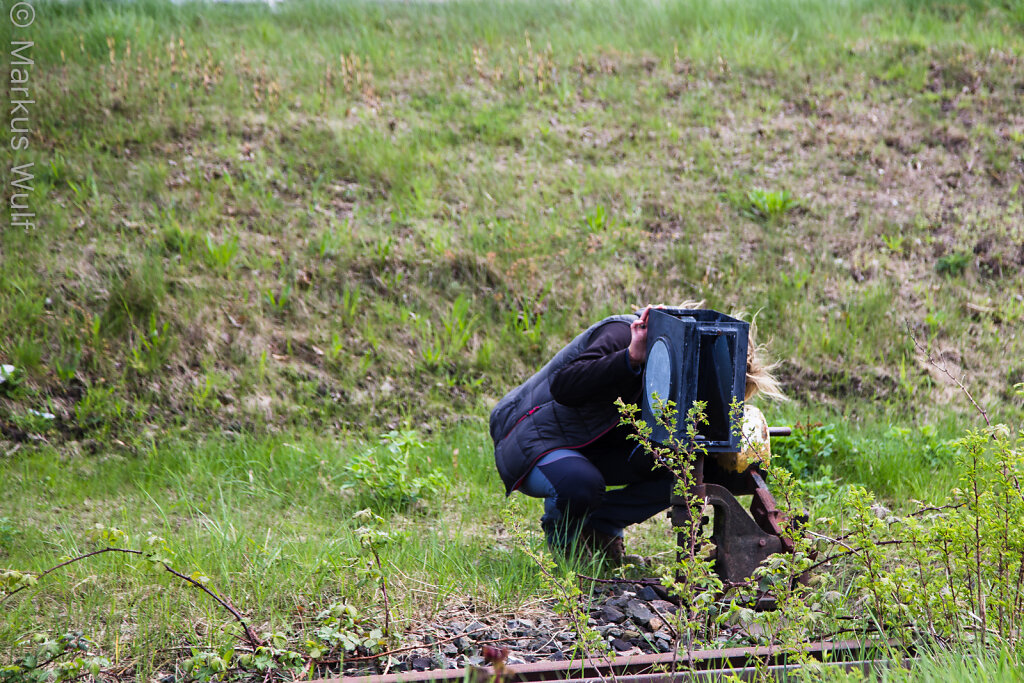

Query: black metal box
[[641, 308, 749, 452]]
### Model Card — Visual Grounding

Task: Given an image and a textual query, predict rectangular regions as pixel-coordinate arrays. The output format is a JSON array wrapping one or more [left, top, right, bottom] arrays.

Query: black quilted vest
[[489, 314, 638, 494]]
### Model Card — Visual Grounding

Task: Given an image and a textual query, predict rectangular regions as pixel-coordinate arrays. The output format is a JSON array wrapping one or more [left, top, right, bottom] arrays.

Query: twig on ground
[[646, 600, 679, 638], [909, 502, 965, 516], [291, 657, 314, 682], [576, 574, 662, 586], [338, 628, 488, 663], [806, 530, 856, 553], [160, 563, 262, 650], [0, 546, 262, 651], [1, 547, 134, 605], [814, 501, 964, 549], [906, 322, 990, 427], [803, 539, 906, 575], [527, 632, 560, 654], [368, 544, 391, 637], [477, 636, 526, 648]]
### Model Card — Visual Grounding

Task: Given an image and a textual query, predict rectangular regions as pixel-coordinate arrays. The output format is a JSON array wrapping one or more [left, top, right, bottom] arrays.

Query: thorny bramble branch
[[1, 546, 263, 651]]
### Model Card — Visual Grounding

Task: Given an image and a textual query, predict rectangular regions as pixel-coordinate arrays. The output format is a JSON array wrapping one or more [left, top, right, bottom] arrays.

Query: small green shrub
[[203, 234, 240, 274], [337, 286, 361, 328], [74, 384, 130, 436], [881, 233, 905, 254], [419, 294, 478, 372], [263, 284, 292, 317], [341, 429, 448, 509], [0, 364, 24, 397], [0, 632, 109, 683], [746, 188, 799, 221], [127, 313, 176, 376], [101, 258, 165, 336], [308, 603, 386, 657], [161, 222, 202, 260], [936, 250, 971, 276], [177, 601, 387, 682], [584, 205, 612, 232], [40, 154, 68, 187], [771, 422, 845, 478]]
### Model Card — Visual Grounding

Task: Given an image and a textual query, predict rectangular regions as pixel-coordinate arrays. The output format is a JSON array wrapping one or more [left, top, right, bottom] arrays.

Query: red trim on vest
[[504, 405, 540, 440]]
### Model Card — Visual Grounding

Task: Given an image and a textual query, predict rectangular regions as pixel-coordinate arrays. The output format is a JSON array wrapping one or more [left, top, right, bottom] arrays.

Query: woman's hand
[[627, 306, 662, 369]]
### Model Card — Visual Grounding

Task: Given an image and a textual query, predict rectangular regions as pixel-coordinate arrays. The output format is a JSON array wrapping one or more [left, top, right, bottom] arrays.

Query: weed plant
[[341, 429, 448, 509], [619, 397, 726, 648], [745, 188, 799, 222], [607, 390, 1024, 669]]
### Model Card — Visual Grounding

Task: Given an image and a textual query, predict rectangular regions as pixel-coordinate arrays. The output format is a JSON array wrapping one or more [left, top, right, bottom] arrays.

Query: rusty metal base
[[670, 463, 802, 587]]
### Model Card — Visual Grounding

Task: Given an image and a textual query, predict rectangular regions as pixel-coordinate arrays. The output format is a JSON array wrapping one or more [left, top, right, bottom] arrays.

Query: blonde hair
[[745, 336, 786, 400], [741, 313, 787, 401]]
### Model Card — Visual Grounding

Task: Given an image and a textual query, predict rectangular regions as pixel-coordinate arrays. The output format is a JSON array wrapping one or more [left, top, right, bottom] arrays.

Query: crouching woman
[[489, 305, 782, 561]]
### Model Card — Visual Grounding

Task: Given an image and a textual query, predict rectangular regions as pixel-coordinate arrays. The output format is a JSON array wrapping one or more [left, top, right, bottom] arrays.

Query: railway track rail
[[323, 639, 913, 683]]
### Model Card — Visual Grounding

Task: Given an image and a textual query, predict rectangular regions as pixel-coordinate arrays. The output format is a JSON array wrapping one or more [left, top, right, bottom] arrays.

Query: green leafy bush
[[829, 425, 1024, 646], [309, 603, 386, 657], [888, 423, 960, 468], [0, 518, 18, 555], [936, 251, 971, 277], [341, 429, 448, 508], [771, 422, 846, 478], [0, 364, 23, 397], [745, 188, 799, 221], [0, 632, 109, 683]]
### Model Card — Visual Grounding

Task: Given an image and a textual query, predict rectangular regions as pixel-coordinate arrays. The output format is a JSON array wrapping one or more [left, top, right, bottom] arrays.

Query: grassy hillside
[[1, 0, 1023, 677], [1, 0, 1022, 444]]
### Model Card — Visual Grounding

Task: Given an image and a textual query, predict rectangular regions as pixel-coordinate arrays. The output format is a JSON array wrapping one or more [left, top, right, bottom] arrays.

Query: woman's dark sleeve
[[549, 321, 643, 407]]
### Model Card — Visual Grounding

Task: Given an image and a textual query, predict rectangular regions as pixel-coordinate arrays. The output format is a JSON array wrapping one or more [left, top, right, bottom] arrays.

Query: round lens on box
[[645, 338, 672, 407]]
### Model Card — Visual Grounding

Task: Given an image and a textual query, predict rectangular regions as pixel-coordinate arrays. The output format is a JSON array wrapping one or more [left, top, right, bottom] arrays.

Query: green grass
[[1, 424, 550, 674], [818, 645, 1024, 682], [1, 0, 1023, 676], [1, 0, 1022, 436]]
